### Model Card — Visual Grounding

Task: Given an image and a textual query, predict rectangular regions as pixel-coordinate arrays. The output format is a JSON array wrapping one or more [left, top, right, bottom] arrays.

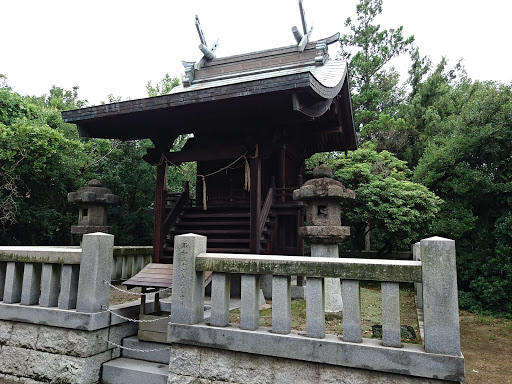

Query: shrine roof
[[62, 33, 357, 153]]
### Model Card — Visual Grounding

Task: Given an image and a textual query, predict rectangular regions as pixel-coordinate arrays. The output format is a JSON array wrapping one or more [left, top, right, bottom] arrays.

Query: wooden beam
[[249, 157, 261, 254], [161, 145, 248, 165]]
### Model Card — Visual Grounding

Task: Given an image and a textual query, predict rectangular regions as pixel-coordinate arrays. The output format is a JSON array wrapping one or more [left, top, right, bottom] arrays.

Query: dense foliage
[[0, 73, 192, 247], [413, 81, 512, 314], [339, 0, 413, 141], [335, 0, 512, 315], [0, 86, 91, 244], [308, 144, 440, 254]]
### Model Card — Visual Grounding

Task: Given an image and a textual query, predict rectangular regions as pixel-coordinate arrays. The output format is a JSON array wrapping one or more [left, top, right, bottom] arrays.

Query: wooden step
[[206, 238, 250, 244], [186, 205, 249, 210], [182, 213, 250, 219], [172, 229, 250, 235], [206, 247, 251, 253], [177, 221, 249, 227]]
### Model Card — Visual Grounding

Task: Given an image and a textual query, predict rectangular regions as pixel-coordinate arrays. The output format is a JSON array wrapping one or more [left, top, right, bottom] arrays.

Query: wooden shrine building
[[62, 20, 357, 264]]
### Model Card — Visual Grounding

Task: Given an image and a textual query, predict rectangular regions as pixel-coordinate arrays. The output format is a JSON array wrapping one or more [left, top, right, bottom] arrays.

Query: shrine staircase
[[160, 204, 276, 263], [159, 185, 305, 264]]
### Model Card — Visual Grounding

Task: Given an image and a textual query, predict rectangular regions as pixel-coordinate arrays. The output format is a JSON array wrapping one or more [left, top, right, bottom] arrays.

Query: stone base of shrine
[[0, 320, 136, 384], [168, 343, 457, 384]]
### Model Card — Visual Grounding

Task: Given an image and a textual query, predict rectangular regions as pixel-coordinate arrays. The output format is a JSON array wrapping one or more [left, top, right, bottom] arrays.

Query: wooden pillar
[[250, 157, 261, 254], [153, 162, 168, 263]]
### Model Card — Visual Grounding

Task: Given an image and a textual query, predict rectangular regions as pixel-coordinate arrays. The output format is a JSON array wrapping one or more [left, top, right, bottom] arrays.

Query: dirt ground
[[459, 310, 512, 384]]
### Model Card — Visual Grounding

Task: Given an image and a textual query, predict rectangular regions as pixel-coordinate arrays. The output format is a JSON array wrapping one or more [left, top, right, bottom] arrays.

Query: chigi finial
[[292, 0, 314, 52], [182, 15, 220, 87]]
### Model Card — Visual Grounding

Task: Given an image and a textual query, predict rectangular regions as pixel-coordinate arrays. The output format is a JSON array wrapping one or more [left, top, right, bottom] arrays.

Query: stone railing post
[[421, 236, 461, 356], [171, 234, 206, 324], [76, 232, 114, 313], [413, 242, 423, 309]]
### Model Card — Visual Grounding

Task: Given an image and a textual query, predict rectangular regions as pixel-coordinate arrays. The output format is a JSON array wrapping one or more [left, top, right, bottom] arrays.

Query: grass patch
[[229, 282, 421, 343]]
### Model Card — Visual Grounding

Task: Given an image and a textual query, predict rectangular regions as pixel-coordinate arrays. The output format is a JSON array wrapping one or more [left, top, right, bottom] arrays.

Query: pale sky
[[1, 0, 510, 106]]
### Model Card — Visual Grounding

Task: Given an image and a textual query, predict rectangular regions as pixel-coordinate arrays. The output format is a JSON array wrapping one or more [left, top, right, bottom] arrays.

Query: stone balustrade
[[111, 246, 153, 282], [0, 233, 145, 384], [0, 233, 152, 331], [168, 234, 465, 383]]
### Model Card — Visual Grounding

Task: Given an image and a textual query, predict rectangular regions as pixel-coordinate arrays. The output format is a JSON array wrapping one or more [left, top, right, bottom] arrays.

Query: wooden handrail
[[259, 187, 274, 237], [163, 182, 189, 236]]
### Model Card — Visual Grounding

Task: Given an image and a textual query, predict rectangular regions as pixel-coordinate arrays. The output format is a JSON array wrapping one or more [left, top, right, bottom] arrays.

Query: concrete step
[[121, 336, 171, 364], [101, 357, 168, 384]]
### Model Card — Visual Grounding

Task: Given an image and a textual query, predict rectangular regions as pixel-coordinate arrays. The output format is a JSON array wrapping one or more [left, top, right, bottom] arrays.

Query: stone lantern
[[293, 164, 355, 314], [68, 179, 119, 239]]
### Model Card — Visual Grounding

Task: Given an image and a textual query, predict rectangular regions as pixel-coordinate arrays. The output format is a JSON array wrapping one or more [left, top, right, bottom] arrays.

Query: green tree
[[95, 140, 155, 245], [0, 117, 89, 244], [0, 85, 99, 245], [308, 143, 441, 254], [400, 58, 465, 167], [339, 0, 414, 143], [0, 74, 10, 90], [146, 73, 180, 97], [414, 81, 512, 314], [27, 85, 88, 111]]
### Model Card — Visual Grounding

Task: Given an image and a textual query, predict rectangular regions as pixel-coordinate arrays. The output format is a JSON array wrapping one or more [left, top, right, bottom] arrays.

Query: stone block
[[35, 327, 109, 357], [273, 359, 320, 384], [0, 262, 6, 301], [0, 302, 111, 331], [167, 373, 211, 384], [76, 232, 114, 313], [3, 262, 23, 304], [60, 264, 79, 310], [259, 274, 272, 299], [0, 373, 46, 384], [233, 352, 274, 384], [381, 282, 401, 348], [421, 237, 461, 356], [171, 234, 206, 325], [272, 275, 291, 335], [311, 244, 343, 313], [413, 242, 423, 309], [9, 323, 40, 349], [109, 321, 138, 348], [305, 277, 325, 338], [240, 274, 260, 331], [39, 263, 61, 307], [0, 321, 13, 345], [210, 273, 231, 327], [112, 254, 123, 281], [169, 343, 201, 377], [21, 263, 42, 306], [342, 279, 361, 343], [102, 357, 168, 384], [124, 255, 134, 279], [121, 336, 170, 364], [199, 347, 234, 381], [0, 345, 111, 384]]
